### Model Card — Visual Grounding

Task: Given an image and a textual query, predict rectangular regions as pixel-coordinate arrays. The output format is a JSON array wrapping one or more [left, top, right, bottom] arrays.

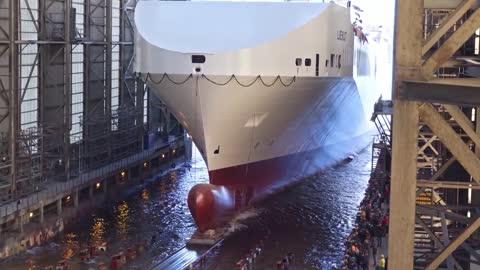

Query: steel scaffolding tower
[[0, 0, 163, 206], [390, 0, 480, 269]]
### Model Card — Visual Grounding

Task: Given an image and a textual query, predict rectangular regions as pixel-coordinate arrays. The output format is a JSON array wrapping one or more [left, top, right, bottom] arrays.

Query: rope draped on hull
[[144, 73, 297, 88]]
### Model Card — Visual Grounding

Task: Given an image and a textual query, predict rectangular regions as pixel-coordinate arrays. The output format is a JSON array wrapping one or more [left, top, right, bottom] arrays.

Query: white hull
[[134, 1, 379, 172], [133, 0, 380, 230], [147, 74, 370, 172]]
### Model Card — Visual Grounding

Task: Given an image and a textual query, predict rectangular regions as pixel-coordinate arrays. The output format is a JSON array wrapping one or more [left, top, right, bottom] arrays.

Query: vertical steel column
[[388, 0, 424, 269], [64, 0, 72, 180], [84, 0, 90, 168], [477, 108, 480, 158], [8, 0, 18, 194], [105, 0, 112, 161], [389, 100, 419, 269], [56, 198, 62, 216], [39, 0, 46, 183], [119, 0, 125, 110], [39, 201, 44, 224]]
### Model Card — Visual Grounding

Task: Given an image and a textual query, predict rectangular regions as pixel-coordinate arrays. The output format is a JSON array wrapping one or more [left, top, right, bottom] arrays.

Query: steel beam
[[416, 215, 444, 248], [402, 79, 480, 105], [416, 215, 464, 270], [440, 213, 454, 270], [418, 103, 480, 183], [431, 157, 457, 181], [422, 0, 476, 55], [424, 0, 463, 9], [64, 0, 72, 180], [417, 180, 480, 190], [105, 0, 112, 161], [8, 0, 18, 193], [425, 218, 480, 270], [417, 205, 472, 224], [389, 101, 419, 270], [388, 0, 424, 267], [444, 104, 480, 148], [422, 7, 480, 78], [477, 107, 480, 158], [461, 242, 480, 262]]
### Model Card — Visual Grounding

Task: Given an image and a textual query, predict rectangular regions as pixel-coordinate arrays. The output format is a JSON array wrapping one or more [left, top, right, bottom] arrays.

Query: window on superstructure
[[192, 55, 206, 63], [305, 58, 311, 66], [325, 60, 328, 67], [295, 58, 302, 66], [330, 54, 334, 68], [338, 55, 342, 68]]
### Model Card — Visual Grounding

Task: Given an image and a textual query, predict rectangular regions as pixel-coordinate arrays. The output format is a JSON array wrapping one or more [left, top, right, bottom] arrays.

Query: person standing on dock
[[377, 254, 386, 270], [371, 239, 378, 266]]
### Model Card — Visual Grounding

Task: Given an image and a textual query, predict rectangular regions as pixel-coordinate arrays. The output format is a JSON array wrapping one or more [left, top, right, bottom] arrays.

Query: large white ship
[[134, 1, 379, 231]]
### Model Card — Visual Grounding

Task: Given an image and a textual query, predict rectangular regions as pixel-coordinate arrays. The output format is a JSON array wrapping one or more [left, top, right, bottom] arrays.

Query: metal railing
[[0, 135, 186, 218]]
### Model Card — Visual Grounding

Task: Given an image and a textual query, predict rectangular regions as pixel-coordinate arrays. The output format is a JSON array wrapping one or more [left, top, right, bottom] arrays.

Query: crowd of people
[[341, 173, 390, 270]]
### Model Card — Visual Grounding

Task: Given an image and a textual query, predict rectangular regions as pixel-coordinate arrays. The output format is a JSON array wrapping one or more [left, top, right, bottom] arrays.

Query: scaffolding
[[389, 1, 480, 269], [0, 0, 161, 206]]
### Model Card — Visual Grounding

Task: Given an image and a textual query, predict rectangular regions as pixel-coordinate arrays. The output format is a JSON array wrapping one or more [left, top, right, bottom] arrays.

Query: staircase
[[370, 98, 393, 153], [370, 98, 393, 176]]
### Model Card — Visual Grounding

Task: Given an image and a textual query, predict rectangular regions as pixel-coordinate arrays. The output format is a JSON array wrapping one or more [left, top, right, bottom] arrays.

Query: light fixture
[[143, 162, 148, 168], [120, 171, 126, 177], [29, 212, 33, 218], [172, 149, 176, 154], [162, 154, 165, 158], [96, 182, 101, 189]]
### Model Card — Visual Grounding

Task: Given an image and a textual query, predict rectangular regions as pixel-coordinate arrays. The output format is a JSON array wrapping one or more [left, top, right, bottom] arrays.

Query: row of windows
[[295, 58, 311, 67], [143, 86, 148, 124], [295, 54, 343, 69]]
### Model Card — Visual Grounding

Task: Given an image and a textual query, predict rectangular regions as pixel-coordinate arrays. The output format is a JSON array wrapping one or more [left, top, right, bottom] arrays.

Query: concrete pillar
[[39, 202, 44, 224], [89, 184, 94, 198], [73, 189, 79, 208], [57, 198, 62, 216]]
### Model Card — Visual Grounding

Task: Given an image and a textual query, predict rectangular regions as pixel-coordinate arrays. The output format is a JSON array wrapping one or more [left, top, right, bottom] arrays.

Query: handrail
[[0, 135, 187, 218], [188, 239, 224, 269], [149, 239, 224, 270]]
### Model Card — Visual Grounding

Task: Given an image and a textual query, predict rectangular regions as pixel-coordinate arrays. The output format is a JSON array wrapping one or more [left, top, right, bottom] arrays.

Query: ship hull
[[147, 74, 372, 231], [134, 1, 379, 232], [188, 133, 371, 231]]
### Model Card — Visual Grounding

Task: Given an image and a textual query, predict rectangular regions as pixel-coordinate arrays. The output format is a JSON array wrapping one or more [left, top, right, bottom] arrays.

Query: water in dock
[[0, 145, 371, 270]]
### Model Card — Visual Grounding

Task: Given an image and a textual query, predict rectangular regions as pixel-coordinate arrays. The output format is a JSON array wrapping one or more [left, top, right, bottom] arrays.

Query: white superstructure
[[134, 1, 378, 174]]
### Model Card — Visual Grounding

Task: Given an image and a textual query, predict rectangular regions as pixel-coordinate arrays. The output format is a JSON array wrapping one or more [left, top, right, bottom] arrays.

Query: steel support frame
[[0, 0, 145, 207], [8, 0, 18, 194], [388, 0, 424, 268], [391, 0, 480, 268]]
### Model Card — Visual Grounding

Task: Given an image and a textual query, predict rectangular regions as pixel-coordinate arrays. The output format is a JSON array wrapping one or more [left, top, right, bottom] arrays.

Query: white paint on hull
[[134, 1, 380, 171], [147, 75, 369, 171]]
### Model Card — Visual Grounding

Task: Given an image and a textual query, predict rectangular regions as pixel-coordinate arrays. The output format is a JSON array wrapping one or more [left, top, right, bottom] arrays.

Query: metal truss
[[0, 0, 156, 207], [390, 0, 480, 269]]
